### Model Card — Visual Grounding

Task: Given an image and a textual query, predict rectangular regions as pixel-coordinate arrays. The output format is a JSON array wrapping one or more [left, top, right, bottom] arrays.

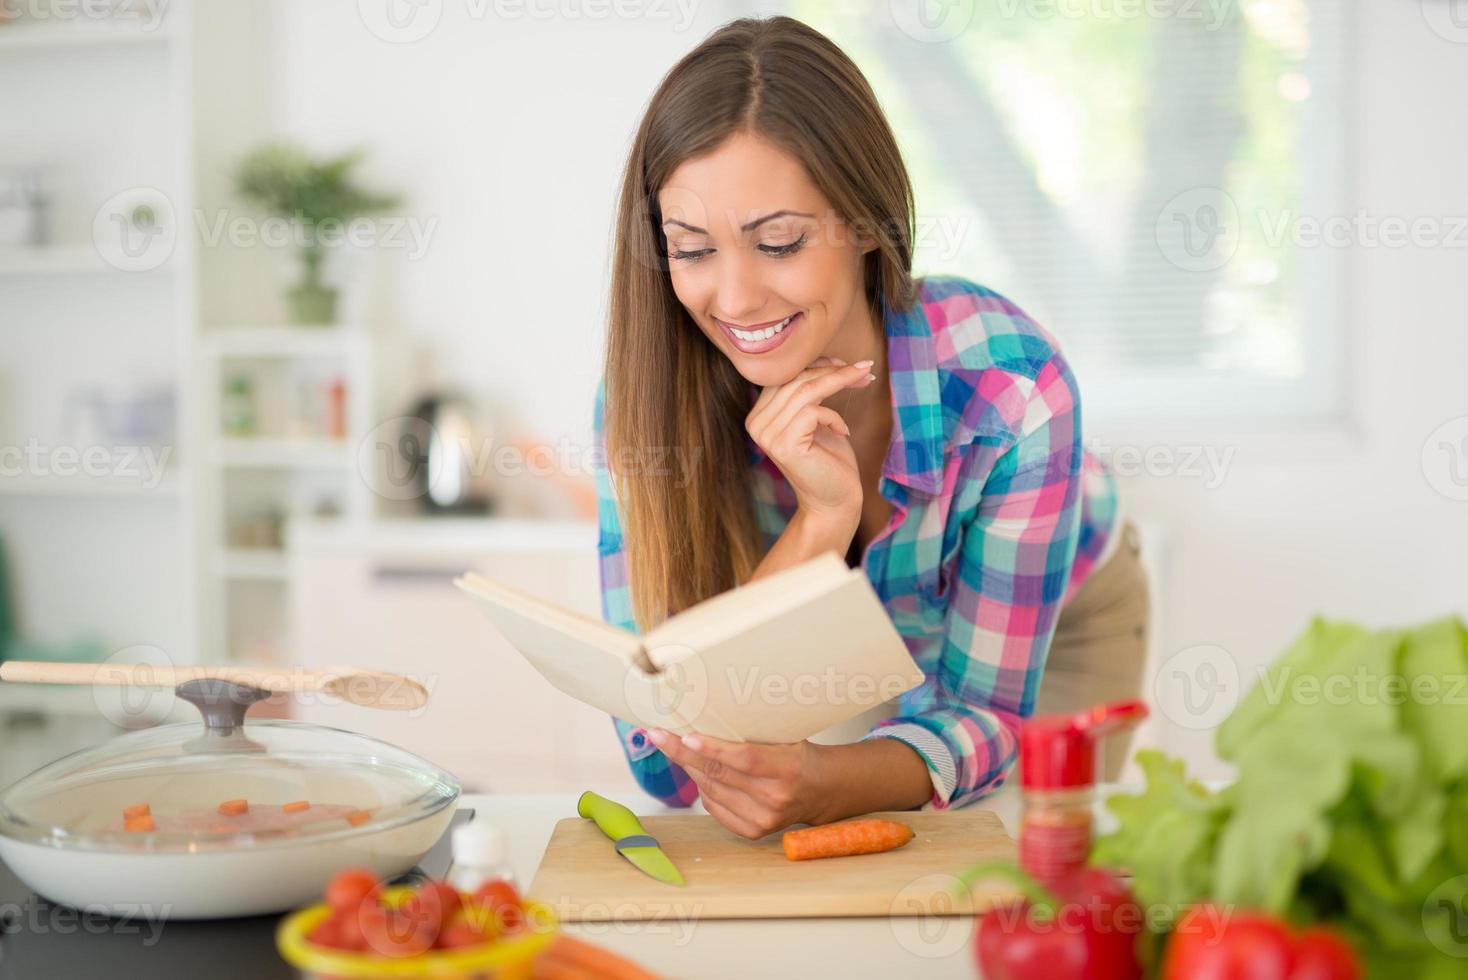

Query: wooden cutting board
[[528, 809, 1021, 921]]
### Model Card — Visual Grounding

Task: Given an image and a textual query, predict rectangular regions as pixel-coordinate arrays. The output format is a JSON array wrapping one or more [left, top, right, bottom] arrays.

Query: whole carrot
[[782, 818, 914, 861], [533, 935, 662, 980]]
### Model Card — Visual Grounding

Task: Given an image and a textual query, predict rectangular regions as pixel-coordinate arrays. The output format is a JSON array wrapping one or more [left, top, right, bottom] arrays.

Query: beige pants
[[1035, 520, 1151, 782]]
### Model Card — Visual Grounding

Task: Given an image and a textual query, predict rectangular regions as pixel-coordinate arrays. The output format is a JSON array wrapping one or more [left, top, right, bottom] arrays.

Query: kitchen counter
[[0, 784, 1135, 980], [473, 783, 1132, 980]]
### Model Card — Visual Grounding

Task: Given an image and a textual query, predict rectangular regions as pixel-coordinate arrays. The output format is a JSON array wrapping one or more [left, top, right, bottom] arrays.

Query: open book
[[453, 552, 925, 744]]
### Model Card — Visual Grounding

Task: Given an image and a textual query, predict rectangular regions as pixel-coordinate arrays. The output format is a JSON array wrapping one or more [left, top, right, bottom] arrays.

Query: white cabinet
[[287, 518, 637, 796]]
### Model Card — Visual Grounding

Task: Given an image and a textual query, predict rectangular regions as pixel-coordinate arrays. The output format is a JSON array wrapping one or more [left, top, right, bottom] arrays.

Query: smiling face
[[658, 131, 880, 387]]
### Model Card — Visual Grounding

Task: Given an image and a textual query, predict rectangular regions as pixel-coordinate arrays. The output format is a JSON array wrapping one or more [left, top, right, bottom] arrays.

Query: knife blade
[[576, 791, 685, 887]]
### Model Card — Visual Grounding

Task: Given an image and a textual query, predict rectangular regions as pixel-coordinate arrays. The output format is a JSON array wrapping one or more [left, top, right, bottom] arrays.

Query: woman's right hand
[[744, 356, 875, 537]]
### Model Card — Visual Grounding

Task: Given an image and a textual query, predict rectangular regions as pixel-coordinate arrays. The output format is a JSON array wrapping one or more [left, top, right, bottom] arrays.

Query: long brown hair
[[604, 15, 916, 632]]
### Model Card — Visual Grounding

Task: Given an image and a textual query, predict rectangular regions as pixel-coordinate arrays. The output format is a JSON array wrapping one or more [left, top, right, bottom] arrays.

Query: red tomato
[[397, 890, 446, 948], [404, 880, 461, 928], [306, 914, 343, 949], [454, 899, 502, 936], [1164, 906, 1294, 980], [437, 918, 493, 949], [1290, 929, 1363, 980], [473, 879, 523, 932], [473, 878, 521, 907], [336, 905, 370, 952], [324, 868, 381, 915], [359, 906, 435, 958], [425, 881, 464, 916]]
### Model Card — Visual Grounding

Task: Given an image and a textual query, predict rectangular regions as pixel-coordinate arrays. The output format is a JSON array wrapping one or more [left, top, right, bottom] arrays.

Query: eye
[[759, 233, 807, 258], [668, 247, 713, 263]]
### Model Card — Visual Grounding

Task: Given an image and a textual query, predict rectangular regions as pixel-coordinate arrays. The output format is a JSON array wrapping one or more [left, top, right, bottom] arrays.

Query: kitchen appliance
[[404, 394, 491, 514], [0, 677, 459, 919], [529, 808, 1022, 921]]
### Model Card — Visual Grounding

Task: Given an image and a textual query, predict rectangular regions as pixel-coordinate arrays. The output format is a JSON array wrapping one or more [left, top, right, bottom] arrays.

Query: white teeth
[[729, 314, 795, 344]]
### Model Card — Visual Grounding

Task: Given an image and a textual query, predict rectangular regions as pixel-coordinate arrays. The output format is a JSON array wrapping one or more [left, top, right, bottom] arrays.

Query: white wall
[[1122, 0, 1468, 775], [193, 0, 1468, 779], [197, 0, 731, 450]]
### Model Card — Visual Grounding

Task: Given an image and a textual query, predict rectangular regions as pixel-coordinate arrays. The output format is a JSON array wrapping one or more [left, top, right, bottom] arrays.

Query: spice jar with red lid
[[1018, 699, 1147, 889]]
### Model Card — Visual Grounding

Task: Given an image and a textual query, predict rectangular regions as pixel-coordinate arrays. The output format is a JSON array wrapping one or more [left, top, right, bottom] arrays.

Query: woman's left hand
[[646, 729, 827, 838]]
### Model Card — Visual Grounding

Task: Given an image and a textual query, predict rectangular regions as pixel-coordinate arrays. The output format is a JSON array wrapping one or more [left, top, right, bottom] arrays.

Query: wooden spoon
[[0, 661, 429, 711]]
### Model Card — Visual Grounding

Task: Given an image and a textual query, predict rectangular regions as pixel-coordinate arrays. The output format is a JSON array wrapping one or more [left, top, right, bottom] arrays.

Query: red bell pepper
[[1163, 904, 1362, 980], [958, 865, 1144, 980]]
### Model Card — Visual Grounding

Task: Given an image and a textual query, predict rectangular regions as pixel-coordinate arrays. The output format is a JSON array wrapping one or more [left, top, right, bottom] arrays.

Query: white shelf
[[0, 471, 180, 498], [0, 18, 175, 51], [213, 437, 352, 469], [215, 548, 288, 581], [0, 1, 204, 703], [200, 325, 369, 358]]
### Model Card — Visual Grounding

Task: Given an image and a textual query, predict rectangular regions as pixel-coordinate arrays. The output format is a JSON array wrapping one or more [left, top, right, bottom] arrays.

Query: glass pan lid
[[0, 679, 459, 853]]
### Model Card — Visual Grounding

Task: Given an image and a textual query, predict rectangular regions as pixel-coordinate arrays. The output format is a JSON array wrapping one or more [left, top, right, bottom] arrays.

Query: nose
[[712, 247, 767, 323]]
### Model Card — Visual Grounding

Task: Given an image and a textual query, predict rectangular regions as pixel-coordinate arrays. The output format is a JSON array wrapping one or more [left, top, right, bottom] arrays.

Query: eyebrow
[[661, 209, 815, 235]]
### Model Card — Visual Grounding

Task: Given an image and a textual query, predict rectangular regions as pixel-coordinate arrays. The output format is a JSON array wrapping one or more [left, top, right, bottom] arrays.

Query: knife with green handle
[[577, 790, 686, 887]]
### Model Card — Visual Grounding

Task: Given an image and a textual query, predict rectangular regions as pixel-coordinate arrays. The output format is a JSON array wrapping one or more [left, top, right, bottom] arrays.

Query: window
[[778, 0, 1349, 422]]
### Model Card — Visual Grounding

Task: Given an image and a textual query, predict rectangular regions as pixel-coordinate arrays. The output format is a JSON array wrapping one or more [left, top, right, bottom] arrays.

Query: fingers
[[746, 364, 827, 431], [687, 770, 776, 830], [747, 359, 869, 438], [762, 363, 874, 439], [749, 361, 867, 433], [653, 732, 761, 793], [784, 405, 850, 453], [680, 733, 790, 779], [655, 731, 810, 838], [696, 789, 770, 841]]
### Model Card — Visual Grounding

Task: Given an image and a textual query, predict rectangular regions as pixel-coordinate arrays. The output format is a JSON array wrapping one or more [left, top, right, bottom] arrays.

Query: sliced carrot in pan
[[782, 818, 914, 861], [124, 814, 154, 832], [218, 798, 249, 816], [123, 803, 150, 820], [283, 800, 311, 813], [346, 810, 372, 827]]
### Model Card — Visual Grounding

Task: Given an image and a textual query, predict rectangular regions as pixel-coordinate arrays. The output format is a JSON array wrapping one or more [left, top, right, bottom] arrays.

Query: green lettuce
[[1093, 616, 1468, 977]]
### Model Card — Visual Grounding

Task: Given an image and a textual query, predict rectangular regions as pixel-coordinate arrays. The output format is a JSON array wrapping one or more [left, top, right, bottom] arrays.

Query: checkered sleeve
[[864, 356, 1085, 808], [593, 383, 700, 808]]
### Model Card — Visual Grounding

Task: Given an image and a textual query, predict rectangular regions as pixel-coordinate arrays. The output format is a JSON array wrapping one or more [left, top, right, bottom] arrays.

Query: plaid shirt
[[594, 275, 1118, 809]]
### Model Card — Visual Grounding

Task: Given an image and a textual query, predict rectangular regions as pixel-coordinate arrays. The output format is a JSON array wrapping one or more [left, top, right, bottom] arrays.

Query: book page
[[642, 551, 850, 665], [456, 571, 649, 670], [646, 564, 926, 743], [454, 572, 684, 730]]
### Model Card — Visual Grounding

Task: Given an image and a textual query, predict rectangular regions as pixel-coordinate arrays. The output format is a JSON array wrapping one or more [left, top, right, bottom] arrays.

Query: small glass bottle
[[1018, 699, 1147, 890], [221, 373, 256, 437], [448, 820, 516, 893]]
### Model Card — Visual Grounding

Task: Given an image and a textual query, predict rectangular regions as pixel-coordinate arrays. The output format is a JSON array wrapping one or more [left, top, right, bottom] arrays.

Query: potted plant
[[233, 143, 401, 325]]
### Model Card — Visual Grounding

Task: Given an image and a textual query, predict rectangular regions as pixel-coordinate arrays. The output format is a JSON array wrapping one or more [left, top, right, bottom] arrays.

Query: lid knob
[[175, 678, 272, 748]]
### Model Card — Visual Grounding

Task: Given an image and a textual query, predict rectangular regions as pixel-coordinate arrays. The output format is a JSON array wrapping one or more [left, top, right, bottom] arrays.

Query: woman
[[594, 16, 1148, 839]]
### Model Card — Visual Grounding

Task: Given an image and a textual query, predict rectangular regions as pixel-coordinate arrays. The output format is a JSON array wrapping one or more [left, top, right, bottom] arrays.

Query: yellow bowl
[[276, 885, 557, 979]]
